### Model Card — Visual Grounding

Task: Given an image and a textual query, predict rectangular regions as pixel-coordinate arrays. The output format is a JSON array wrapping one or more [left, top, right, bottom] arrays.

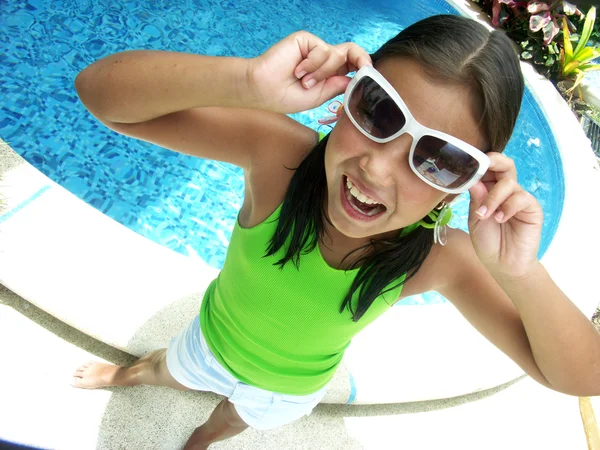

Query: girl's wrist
[[206, 56, 265, 110], [242, 57, 279, 112], [490, 260, 544, 293]]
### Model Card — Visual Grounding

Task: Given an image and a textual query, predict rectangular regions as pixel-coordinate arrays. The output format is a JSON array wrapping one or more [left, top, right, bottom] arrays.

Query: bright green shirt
[[200, 203, 405, 395]]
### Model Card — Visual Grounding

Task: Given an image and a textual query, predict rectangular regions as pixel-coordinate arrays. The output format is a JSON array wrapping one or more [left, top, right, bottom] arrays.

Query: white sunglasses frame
[[343, 65, 490, 194]]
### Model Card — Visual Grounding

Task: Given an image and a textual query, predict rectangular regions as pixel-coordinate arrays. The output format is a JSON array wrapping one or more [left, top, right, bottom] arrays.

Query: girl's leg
[[73, 350, 251, 448], [183, 398, 249, 450], [72, 348, 189, 391]]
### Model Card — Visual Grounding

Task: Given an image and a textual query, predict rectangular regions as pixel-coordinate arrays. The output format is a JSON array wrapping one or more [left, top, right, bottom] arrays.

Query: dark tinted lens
[[348, 77, 406, 139], [413, 136, 480, 189]]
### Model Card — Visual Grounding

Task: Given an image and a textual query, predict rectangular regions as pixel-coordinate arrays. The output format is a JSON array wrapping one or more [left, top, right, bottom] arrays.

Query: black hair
[[266, 15, 524, 321]]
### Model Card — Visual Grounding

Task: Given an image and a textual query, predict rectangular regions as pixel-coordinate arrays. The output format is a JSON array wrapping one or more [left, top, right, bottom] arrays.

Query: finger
[[336, 42, 372, 72], [486, 152, 517, 181], [473, 177, 522, 220], [492, 190, 540, 224], [294, 45, 332, 84], [317, 75, 352, 103], [302, 46, 349, 88], [291, 31, 332, 76], [479, 175, 496, 193], [478, 153, 516, 192], [468, 180, 488, 227]]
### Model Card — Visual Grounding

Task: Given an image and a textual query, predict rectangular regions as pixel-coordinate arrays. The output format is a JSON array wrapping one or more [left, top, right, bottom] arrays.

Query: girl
[[71, 15, 600, 450]]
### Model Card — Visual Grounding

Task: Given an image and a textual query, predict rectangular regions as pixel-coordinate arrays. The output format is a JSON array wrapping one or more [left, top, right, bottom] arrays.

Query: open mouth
[[341, 175, 387, 220]]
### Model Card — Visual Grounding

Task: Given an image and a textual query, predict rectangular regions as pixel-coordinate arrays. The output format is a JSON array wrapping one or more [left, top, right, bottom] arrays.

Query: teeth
[[346, 178, 380, 205], [346, 187, 384, 216]]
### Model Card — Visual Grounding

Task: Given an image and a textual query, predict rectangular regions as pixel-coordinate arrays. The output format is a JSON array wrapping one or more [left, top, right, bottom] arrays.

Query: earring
[[432, 201, 452, 246], [400, 200, 452, 245], [407, 200, 452, 245]]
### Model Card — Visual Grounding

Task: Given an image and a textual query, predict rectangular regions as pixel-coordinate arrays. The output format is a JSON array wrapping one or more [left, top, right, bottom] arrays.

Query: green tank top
[[199, 203, 405, 395]]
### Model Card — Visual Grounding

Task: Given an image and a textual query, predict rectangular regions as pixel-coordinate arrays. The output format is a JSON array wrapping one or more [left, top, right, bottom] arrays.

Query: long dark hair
[[266, 15, 524, 321]]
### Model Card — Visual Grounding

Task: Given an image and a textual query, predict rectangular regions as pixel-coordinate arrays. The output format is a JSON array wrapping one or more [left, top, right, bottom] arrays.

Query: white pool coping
[[1, 0, 599, 405]]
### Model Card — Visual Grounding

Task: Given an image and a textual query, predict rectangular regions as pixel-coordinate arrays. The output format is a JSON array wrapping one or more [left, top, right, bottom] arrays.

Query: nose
[[359, 133, 413, 187]]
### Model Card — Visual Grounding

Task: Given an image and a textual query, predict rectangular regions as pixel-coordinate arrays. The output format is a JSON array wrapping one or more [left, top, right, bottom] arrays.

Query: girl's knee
[[152, 348, 190, 391], [223, 399, 249, 429]]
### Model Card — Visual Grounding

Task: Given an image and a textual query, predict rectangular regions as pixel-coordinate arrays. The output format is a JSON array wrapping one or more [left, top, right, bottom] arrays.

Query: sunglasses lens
[[413, 136, 480, 190], [348, 77, 406, 139]]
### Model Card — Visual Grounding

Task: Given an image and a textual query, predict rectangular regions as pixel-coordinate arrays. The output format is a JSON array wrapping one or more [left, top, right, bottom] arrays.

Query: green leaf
[[545, 54, 556, 66], [578, 63, 600, 72], [564, 60, 580, 75], [534, 51, 547, 65], [575, 46, 600, 64], [562, 18, 574, 62], [574, 6, 597, 56], [521, 51, 533, 59]]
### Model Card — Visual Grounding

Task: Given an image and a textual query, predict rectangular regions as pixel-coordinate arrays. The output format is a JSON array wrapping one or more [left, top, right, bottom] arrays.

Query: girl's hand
[[467, 152, 544, 280], [247, 31, 372, 114]]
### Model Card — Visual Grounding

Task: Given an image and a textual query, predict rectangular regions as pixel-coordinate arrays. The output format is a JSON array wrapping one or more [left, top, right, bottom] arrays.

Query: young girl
[[71, 15, 600, 449]]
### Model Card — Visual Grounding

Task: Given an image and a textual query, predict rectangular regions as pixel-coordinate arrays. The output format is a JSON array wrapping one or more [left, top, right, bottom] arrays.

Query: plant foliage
[[560, 6, 600, 92], [471, 0, 592, 82]]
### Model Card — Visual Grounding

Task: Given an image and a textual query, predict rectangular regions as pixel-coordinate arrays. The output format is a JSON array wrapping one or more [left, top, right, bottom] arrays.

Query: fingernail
[[494, 211, 504, 222], [305, 78, 316, 89], [296, 71, 307, 79], [476, 205, 487, 217]]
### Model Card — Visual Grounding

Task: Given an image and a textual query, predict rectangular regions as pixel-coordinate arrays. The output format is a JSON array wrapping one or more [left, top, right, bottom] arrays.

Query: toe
[[75, 362, 93, 372]]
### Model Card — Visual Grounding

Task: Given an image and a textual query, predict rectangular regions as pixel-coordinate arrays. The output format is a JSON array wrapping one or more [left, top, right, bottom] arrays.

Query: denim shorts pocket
[[229, 382, 276, 428], [273, 390, 325, 420], [277, 392, 319, 405]]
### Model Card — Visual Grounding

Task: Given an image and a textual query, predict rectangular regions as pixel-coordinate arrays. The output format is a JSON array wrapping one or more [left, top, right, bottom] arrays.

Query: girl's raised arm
[[74, 32, 371, 170], [438, 152, 600, 397]]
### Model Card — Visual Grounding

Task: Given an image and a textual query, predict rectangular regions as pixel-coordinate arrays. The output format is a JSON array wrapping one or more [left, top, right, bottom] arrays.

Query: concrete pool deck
[[0, 284, 596, 449]]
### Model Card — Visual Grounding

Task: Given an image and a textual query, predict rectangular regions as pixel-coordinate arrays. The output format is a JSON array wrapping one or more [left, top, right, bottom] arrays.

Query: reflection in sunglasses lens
[[349, 77, 405, 139], [414, 136, 479, 189]]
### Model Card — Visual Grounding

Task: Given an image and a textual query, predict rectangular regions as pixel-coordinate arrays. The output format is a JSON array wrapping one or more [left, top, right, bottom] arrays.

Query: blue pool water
[[1, 0, 563, 305]]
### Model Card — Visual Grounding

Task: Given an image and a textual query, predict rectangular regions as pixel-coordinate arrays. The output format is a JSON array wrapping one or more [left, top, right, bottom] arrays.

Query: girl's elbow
[[544, 379, 600, 397]]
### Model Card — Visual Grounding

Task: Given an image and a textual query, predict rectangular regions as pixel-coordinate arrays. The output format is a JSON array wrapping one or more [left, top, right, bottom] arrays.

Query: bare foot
[[71, 361, 125, 389]]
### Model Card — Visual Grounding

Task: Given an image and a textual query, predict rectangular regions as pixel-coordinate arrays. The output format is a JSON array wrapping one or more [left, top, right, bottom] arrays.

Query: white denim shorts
[[166, 314, 329, 430]]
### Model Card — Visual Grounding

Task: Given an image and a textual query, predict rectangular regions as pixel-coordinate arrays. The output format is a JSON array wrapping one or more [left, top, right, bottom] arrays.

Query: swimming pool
[[0, 0, 563, 305]]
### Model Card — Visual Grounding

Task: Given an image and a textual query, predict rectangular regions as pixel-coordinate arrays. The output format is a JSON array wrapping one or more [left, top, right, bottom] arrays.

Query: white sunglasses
[[343, 65, 490, 194]]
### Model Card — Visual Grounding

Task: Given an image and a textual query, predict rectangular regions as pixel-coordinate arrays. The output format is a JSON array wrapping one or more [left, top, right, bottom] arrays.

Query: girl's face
[[324, 57, 489, 240]]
